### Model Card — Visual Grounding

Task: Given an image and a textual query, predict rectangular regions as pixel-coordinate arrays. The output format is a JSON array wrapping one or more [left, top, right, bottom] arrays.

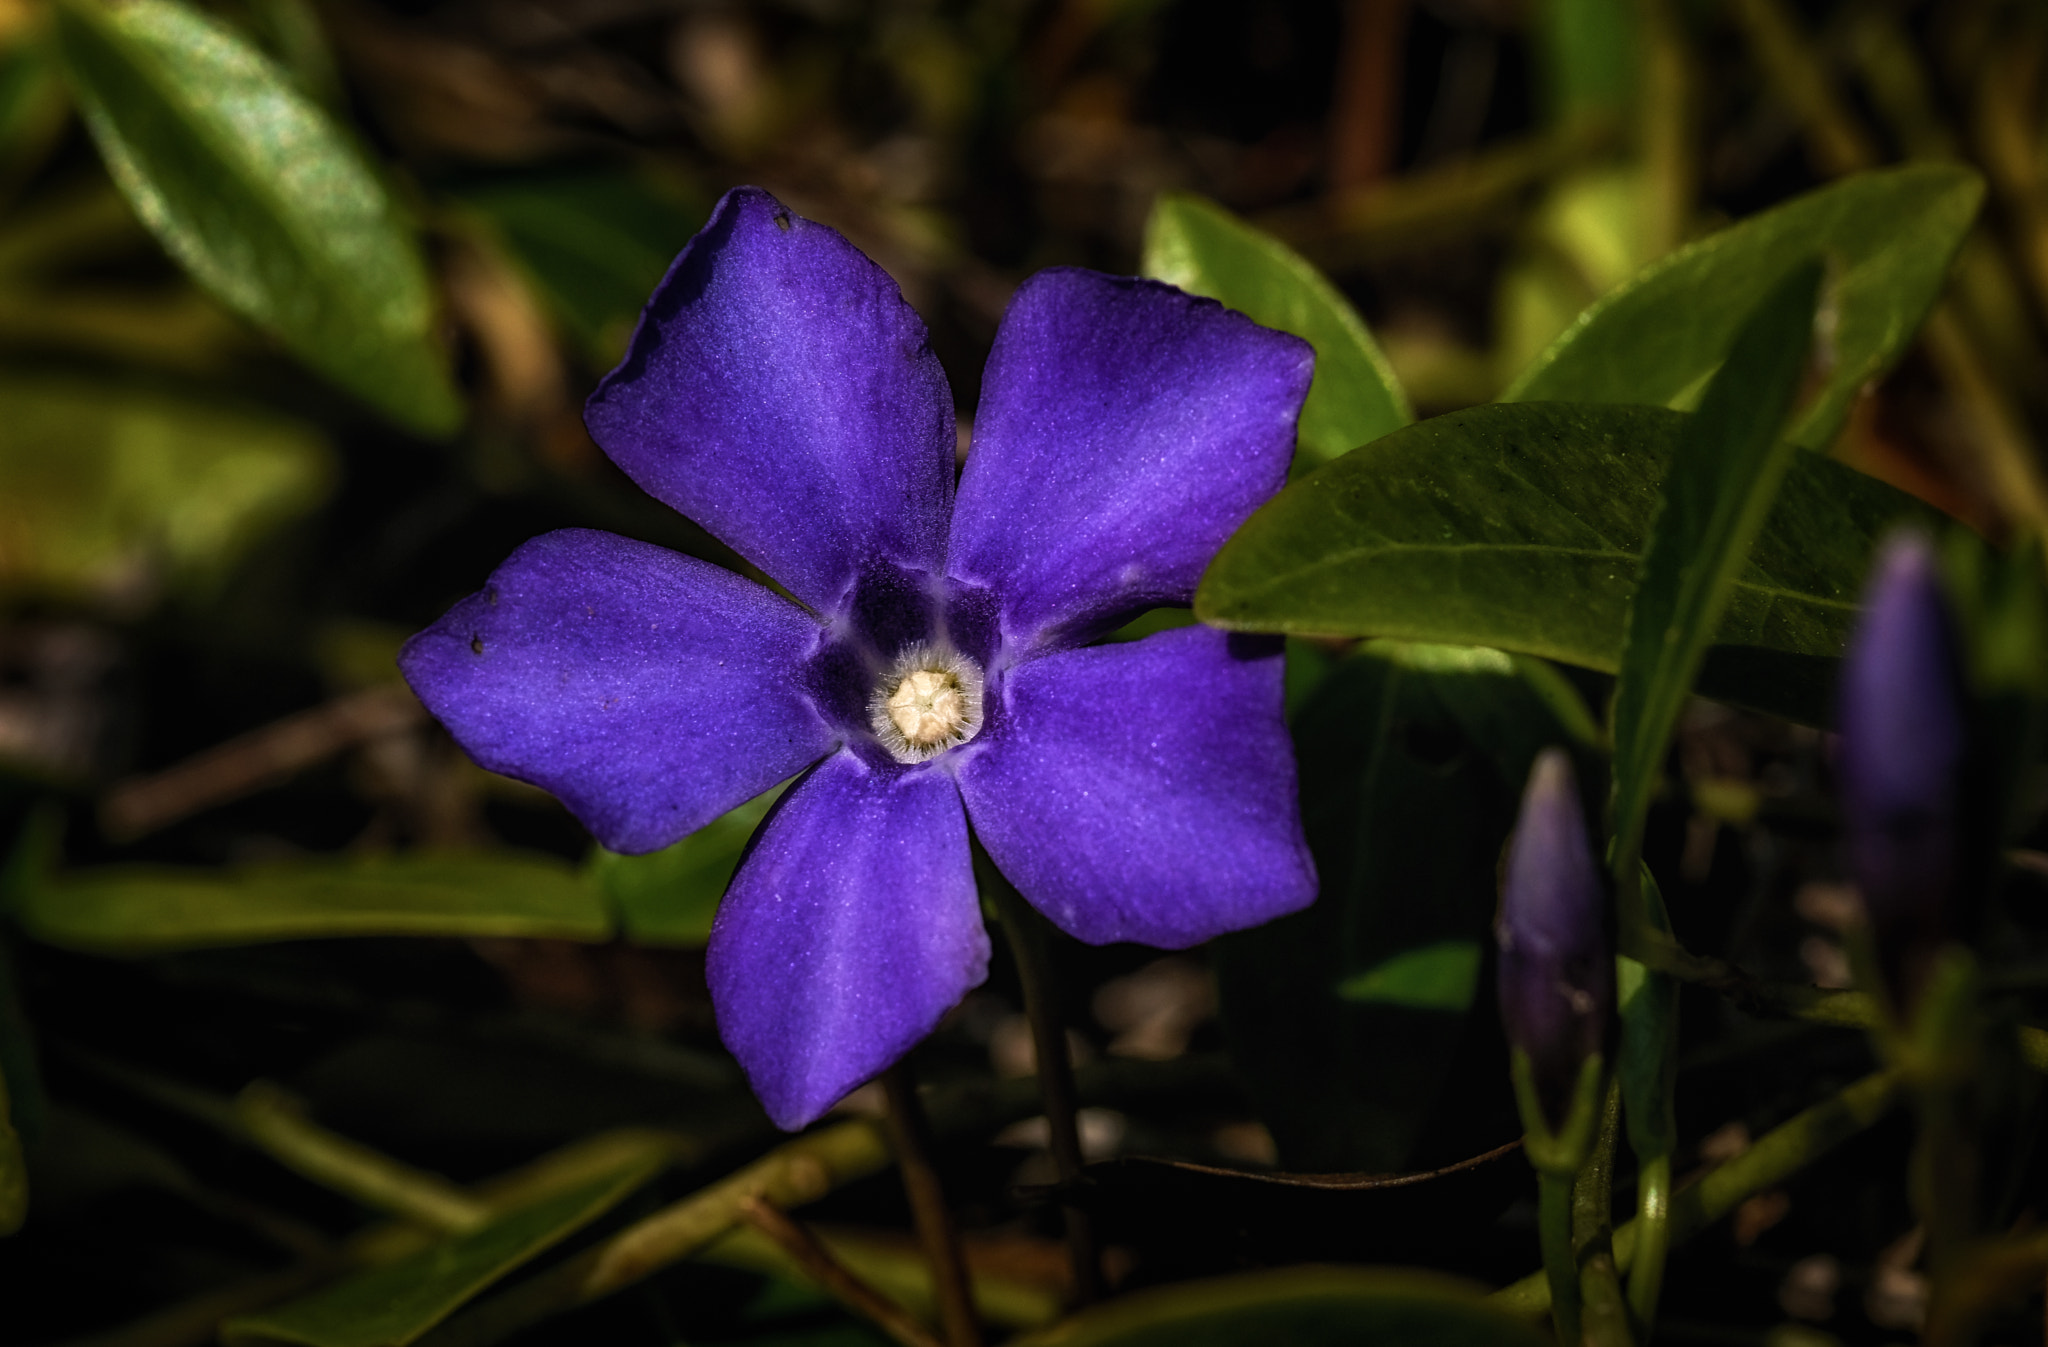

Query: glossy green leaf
[[1218, 641, 1584, 1172], [1142, 193, 1411, 466], [455, 168, 707, 366], [1610, 261, 1819, 861], [1009, 1266, 1549, 1347], [52, 0, 462, 435], [222, 1156, 661, 1347], [1197, 402, 1942, 726], [1504, 165, 1981, 453], [11, 851, 611, 954], [593, 782, 785, 947], [0, 377, 332, 606]]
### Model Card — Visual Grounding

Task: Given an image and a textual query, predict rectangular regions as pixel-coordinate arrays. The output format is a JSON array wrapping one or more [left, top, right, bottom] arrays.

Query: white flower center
[[869, 643, 984, 763]]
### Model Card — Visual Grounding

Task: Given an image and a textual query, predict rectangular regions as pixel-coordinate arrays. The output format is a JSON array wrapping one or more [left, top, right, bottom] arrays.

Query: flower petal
[[957, 625, 1315, 946], [947, 269, 1312, 651], [709, 752, 988, 1129], [399, 529, 833, 855], [585, 187, 956, 615]]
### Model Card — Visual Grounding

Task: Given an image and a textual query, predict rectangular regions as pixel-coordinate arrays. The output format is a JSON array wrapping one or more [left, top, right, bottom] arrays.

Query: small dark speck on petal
[[470, 635, 484, 655], [774, 212, 792, 232], [488, 589, 499, 607], [586, 605, 595, 617]]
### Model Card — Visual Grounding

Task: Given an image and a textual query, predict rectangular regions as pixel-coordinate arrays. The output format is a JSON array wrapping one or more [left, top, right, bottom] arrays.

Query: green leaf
[[1142, 193, 1411, 466], [1617, 866, 1678, 1162], [1337, 941, 1483, 1011], [593, 782, 785, 947], [1196, 402, 1942, 726], [454, 168, 708, 366], [1610, 261, 1820, 861], [1533, 0, 1636, 122], [1503, 165, 1982, 453], [11, 851, 611, 954], [0, 377, 332, 606], [1008, 1266, 1549, 1347], [222, 1156, 661, 1347], [1217, 642, 1583, 1172], [52, 0, 462, 435]]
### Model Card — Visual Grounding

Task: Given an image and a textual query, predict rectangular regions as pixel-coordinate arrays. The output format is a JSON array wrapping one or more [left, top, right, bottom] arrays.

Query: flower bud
[[1496, 748, 1613, 1134], [1837, 531, 1969, 1010]]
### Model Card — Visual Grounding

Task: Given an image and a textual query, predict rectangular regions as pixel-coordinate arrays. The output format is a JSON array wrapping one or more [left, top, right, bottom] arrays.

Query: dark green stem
[[989, 881, 1103, 1304], [1574, 1083, 1633, 1345], [880, 1064, 981, 1347], [1539, 1170, 1581, 1346]]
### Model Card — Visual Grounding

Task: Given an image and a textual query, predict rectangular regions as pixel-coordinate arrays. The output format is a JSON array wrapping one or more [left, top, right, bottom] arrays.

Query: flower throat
[[868, 643, 984, 764]]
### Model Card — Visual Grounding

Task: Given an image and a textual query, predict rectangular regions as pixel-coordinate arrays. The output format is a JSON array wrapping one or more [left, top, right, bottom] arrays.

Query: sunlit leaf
[[0, 378, 332, 606], [1610, 261, 1819, 860], [1218, 642, 1585, 1172], [1142, 192, 1411, 466], [52, 0, 462, 435], [1008, 1266, 1549, 1347], [222, 1156, 662, 1347], [592, 782, 785, 947], [1197, 402, 1941, 726], [1503, 165, 1982, 453], [11, 851, 611, 953]]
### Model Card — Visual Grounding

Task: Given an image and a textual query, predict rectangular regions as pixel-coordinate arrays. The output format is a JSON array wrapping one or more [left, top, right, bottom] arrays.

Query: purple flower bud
[[1496, 748, 1613, 1133], [1837, 531, 1969, 1008]]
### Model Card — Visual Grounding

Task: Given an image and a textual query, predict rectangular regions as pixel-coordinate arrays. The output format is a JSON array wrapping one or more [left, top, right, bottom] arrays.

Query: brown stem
[[739, 1197, 944, 1347], [880, 1063, 981, 1347], [990, 882, 1103, 1305]]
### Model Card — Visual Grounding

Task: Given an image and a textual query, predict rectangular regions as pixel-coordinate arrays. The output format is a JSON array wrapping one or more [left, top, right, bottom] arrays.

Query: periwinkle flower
[[1837, 531, 1969, 1007], [400, 188, 1317, 1129], [1496, 748, 1612, 1134]]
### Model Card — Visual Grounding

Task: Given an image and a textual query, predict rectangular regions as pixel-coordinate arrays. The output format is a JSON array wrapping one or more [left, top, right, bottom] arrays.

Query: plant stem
[[1491, 1068, 1903, 1317], [739, 1196, 945, 1347], [990, 881, 1104, 1304], [1538, 1170, 1580, 1345], [1574, 1082, 1634, 1345], [880, 1063, 982, 1347], [1625, 1150, 1671, 1328]]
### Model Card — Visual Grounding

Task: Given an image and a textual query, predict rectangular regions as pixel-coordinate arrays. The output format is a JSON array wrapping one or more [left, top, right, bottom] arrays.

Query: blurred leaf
[[1008, 1266, 1548, 1347], [222, 1155, 661, 1347], [1610, 261, 1818, 860], [1337, 941, 1483, 1011], [52, 0, 462, 435], [455, 168, 708, 365], [1533, 0, 1636, 122], [0, 34, 69, 197], [0, 378, 332, 607], [1503, 165, 1981, 453], [1142, 192, 1411, 466], [1217, 642, 1579, 1172], [11, 851, 611, 953], [1197, 403, 1941, 726], [593, 782, 784, 947]]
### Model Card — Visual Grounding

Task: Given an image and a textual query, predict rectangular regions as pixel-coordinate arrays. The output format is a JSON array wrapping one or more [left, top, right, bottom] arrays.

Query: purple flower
[[1496, 748, 1612, 1133], [1837, 531, 1968, 1007], [400, 188, 1317, 1129]]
